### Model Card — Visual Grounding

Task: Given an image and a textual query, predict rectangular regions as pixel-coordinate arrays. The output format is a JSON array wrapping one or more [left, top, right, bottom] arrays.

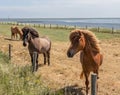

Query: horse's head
[[22, 27, 39, 47], [67, 29, 86, 57], [22, 27, 30, 47]]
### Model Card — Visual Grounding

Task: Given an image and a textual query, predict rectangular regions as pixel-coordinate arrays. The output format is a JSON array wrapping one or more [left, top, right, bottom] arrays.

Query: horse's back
[[40, 37, 51, 49], [11, 26, 18, 32], [32, 37, 51, 53]]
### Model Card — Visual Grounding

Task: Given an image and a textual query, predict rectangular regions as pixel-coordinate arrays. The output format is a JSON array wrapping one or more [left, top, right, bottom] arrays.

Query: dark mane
[[70, 29, 100, 52], [22, 27, 39, 37]]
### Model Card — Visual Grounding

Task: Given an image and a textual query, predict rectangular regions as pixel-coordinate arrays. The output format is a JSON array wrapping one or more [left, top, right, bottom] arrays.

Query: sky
[[0, 0, 120, 18]]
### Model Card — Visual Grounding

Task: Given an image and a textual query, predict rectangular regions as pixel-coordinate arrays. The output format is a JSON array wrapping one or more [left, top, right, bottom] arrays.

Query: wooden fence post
[[74, 25, 76, 29], [112, 27, 114, 34], [56, 24, 58, 29], [64, 87, 67, 95], [44, 24, 45, 28], [97, 27, 100, 32], [34, 24, 35, 27], [91, 73, 97, 95], [86, 25, 88, 29], [38, 24, 40, 27], [50, 24, 51, 29], [9, 44, 12, 60]]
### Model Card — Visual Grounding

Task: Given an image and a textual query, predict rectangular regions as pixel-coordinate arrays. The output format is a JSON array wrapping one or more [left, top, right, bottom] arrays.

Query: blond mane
[[71, 29, 101, 52]]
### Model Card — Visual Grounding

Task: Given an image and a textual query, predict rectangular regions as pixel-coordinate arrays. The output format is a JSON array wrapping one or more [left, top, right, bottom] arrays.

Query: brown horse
[[11, 26, 23, 40], [67, 29, 103, 95], [22, 27, 51, 72]]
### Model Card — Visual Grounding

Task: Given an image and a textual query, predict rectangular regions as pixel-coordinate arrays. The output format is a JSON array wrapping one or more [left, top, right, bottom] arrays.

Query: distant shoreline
[[1, 18, 120, 29], [0, 17, 120, 19]]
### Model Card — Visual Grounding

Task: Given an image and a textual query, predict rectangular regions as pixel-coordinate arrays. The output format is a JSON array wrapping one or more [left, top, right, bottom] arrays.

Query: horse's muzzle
[[67, 50, 74, 58], [23, 42, 27, 47]]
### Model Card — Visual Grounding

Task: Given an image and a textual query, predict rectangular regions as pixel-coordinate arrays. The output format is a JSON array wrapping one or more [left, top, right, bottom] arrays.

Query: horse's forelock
[[70, 30, 81, 41], [22, 27, 39, 37], [22, 27, 29, 35]]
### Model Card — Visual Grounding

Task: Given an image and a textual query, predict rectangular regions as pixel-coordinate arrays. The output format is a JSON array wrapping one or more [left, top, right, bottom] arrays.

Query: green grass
[[0, 23, 120, 95], [0, 24, 12, 37], [35, 27, 120, 41], [0, 24, 120, 42], [95, 32, 120, 39], [35, 27, 70, 42], [0, 51, 66, 95], [0, 51, 51, 95]]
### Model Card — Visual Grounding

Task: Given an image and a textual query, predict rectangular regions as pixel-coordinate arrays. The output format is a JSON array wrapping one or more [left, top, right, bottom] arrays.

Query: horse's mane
[[70, 29, 101, 52], [22, 27, 39, 37]]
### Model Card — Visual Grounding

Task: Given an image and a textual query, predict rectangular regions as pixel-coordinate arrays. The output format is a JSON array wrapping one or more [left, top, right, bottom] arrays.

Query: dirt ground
[[0, 34, 120, 95]]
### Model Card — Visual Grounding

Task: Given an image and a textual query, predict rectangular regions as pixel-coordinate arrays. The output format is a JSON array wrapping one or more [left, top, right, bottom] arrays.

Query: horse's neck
[[29, 37, 40, 46], [83, 40, 97, 59], [17, 29, 22, 35]]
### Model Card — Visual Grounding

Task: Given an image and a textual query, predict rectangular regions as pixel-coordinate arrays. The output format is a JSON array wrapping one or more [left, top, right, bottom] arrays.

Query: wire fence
[[1, 21, 120, 34]]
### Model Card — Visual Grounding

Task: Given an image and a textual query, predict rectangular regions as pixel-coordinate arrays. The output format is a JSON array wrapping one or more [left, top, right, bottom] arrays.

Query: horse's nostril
[[23, 42, 27, 47], [67, 51, 74, 58], [67, 52, 70, 57]]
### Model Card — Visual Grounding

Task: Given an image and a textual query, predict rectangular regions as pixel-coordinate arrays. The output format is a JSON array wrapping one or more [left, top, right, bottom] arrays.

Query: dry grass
[[0, 34, 120, 95]]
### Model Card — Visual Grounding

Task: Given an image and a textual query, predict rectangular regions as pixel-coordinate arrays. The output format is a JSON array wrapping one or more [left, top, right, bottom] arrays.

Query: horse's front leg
[[13, 33, 15, 40], [20, 35, 23, 40], [30, 53, 34, 72], [47, 51, 50, 66], [16, 33, 18, 40], [43, 53, 46, 65], [84, 72, 90, 95]]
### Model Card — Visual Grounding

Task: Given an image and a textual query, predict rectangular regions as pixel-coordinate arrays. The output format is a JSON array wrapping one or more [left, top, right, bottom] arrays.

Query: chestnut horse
[[11, 26, 23, 40], [67, 29, 103, 95], [22, 27, 51, 72]]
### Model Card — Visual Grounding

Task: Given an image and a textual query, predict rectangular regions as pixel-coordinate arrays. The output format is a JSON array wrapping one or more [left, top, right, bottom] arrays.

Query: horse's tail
[[100, 54, 103, 66], [99, 54, 103, 66], [44, 36, 51, 51], [80, 71, 84, 79], [49, 40, 52, 51]]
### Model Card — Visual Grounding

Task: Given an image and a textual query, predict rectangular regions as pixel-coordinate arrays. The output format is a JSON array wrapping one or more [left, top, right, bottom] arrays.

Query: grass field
[[0, 24, 120, 41], [0, 24, 120, 95]]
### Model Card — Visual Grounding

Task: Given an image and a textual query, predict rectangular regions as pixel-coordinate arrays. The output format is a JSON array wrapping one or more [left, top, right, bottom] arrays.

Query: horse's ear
[[78, 31, 84, 37]]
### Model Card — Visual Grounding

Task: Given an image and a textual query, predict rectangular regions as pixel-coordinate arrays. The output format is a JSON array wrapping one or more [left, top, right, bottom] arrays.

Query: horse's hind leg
[[16, 33, 18, 40], [43, 53, 46, 65], [47, 51, 50, 66], [36, 53, 39, 71]]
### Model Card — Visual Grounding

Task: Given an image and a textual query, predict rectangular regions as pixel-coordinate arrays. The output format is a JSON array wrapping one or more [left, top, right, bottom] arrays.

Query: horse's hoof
[[97, 77, 99, 79]]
